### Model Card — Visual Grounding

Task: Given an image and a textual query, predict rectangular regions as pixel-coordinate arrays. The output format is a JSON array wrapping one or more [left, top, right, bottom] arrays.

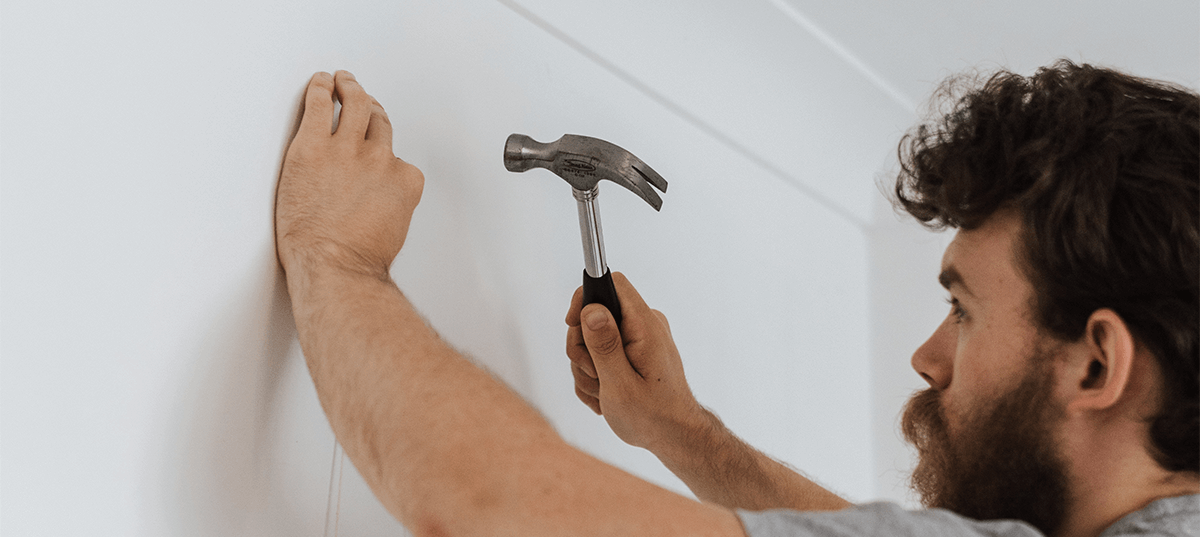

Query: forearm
[[653, 408, 853, 512], [286, 260, 562, 530], [567, 279, 851, 513], [288, 262, 743, 536], [277, 71, 742, 536]]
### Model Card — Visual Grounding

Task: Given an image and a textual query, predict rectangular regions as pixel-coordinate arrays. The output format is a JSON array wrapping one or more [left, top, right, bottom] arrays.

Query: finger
[[572, 362, 600, 398], [652, 309, 671, 330], [582, 303, 642, 381], [575, 386, 602, 415], [610, 272, 654, 322], [566, 326, 597, 378], [565, 286, 584, 327], [364, 96, 393, 149], [297, 72, 335, 138], [333, 70, 372, 139], [608, 272, 672, 378]]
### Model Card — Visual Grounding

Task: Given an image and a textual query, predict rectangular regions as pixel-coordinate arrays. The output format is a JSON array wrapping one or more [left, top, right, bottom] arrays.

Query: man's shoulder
[[737, 495, 1200, 537], [737, 502, 1041, 537], [1099, 494, 1200, 537]]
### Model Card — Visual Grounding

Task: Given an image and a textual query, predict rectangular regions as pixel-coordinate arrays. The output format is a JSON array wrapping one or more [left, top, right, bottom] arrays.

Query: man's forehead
[[939, 211, 1026, 296]]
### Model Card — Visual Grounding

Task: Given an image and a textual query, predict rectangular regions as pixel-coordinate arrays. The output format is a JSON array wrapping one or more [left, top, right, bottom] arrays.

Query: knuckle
[[409, 164, 425, 184], [371, 105, 391, 123], [367, 139, 394, 159], [566, 349, 588, 369], [605, 386, 632, 408], [567, 348, 596, 376], [566, 328, 587, 351], [589, 331, 623, 356], [402, 163, 425, 194], [577, 380, 598, 399], [575, 387, 599, 410]]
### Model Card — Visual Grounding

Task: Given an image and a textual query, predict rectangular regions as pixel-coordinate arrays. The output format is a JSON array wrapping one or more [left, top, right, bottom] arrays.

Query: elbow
[[409, 514, 452, 537], [392, 436, 570, 537]]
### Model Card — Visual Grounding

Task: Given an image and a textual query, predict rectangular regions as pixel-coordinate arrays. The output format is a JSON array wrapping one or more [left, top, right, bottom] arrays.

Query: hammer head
[[504, 134, 668, 210]]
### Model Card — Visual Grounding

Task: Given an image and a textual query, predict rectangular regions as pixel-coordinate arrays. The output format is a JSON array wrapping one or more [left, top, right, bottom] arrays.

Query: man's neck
[[1058, 426, 1199, 537]]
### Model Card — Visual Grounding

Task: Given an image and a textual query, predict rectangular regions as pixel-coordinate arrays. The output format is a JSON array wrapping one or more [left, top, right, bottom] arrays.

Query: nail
[[585, 309, 607, 330]]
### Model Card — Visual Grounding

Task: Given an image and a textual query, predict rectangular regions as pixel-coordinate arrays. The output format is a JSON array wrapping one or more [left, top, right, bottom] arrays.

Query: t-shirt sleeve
[[737, 502, 1045, 537]]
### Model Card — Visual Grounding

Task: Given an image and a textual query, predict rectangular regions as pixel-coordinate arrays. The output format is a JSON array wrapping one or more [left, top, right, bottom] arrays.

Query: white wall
[[3, 1, 928, 535]]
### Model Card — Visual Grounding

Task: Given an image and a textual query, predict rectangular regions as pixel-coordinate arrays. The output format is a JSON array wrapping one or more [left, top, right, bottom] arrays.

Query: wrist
[[280, 246, 398, 309], [648, 406, 725, 471], [279, 241, 393, 284]]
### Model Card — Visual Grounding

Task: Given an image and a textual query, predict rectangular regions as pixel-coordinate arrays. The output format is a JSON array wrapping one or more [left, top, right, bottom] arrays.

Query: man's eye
[[944, 297, 967, 323]]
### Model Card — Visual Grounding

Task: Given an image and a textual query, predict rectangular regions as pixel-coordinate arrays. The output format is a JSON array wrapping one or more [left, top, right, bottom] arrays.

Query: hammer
[[504, 133, 668, 327]]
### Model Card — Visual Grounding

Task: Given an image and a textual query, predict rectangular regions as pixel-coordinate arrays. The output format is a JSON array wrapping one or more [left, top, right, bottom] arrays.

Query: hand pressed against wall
[[275, 70, 424, 280]]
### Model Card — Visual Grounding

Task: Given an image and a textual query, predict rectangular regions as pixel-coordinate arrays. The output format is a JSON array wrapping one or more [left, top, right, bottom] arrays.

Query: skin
[[571, 208, 1198, 536], [913, 210, 1198, 537], [279, 70, 1197, 536], [565, 279, 852, 512], [276, 71, 745, 537]]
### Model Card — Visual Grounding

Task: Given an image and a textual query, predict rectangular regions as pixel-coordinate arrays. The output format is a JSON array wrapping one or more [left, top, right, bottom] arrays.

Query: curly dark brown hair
[[894, 60, 1199, 474]]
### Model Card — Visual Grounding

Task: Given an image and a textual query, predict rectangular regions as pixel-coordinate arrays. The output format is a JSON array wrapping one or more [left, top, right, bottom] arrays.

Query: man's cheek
[[940, 395, 970, 441]]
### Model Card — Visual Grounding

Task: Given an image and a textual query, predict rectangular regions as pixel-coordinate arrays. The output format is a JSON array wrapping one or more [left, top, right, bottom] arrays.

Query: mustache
[[900, 387, 953, 509], [901, 387, 947, 452]]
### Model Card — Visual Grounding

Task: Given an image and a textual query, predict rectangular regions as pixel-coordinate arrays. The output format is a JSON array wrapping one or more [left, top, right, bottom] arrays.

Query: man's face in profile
[[900, 210, 1071, 535]]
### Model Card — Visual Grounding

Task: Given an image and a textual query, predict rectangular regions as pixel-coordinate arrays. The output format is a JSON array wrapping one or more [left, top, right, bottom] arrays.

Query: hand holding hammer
[[504, 134, 667, 327]]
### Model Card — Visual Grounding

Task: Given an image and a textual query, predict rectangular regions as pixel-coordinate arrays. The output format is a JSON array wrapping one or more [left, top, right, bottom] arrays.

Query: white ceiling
[[784, 0, 1200, 110]]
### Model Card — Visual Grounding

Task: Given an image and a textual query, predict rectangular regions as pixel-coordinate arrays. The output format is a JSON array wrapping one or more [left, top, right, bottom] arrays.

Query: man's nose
[[912, 316, 954, 390]]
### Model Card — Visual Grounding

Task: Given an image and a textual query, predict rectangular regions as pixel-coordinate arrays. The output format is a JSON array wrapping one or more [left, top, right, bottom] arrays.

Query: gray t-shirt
[[737, 494, 1199, 537]]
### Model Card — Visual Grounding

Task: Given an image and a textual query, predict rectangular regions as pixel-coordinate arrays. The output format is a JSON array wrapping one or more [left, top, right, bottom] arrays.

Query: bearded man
[[275, 61, 1198, 536]]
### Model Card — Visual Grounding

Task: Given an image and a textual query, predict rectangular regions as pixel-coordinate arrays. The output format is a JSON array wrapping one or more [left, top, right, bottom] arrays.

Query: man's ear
[[1065, 308, 1135, 413]]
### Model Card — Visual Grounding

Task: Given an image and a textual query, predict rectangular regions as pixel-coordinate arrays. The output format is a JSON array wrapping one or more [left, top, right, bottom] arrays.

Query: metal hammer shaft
[[573, 186, 622, 325], [573, 187, 607, 278]]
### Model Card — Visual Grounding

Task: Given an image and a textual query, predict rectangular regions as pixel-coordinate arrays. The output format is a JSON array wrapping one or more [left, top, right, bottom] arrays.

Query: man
[[275, 62, 1198, 536]]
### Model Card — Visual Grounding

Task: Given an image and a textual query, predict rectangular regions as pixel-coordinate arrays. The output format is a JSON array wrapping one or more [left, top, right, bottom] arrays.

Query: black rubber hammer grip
[[582, 268, 622, 327]]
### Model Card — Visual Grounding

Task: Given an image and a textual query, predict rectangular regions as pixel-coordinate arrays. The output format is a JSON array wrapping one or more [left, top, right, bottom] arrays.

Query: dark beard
[[901, 353, 1071, 535]]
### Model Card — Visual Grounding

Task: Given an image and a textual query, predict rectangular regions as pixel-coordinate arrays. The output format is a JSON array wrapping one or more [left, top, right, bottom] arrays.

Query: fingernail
[[585, 309, 607, 330]]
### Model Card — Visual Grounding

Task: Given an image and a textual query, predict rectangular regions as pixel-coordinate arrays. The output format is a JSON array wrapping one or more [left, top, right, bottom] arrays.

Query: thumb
[[581, 303, 640, 382]]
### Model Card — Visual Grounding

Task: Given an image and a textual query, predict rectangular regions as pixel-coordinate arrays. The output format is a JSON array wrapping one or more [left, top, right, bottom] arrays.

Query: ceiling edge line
[[764, 0, 918, 113], [496, 0, 869, 230]]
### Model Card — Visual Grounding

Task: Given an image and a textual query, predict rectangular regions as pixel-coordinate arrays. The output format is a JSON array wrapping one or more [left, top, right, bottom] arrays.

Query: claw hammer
[[504, 134, 667, 327]]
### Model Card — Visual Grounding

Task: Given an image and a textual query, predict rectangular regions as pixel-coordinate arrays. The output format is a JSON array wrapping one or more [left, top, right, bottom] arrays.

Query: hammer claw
[[615, 166, 664, 211], [630, 157, 668, 194]]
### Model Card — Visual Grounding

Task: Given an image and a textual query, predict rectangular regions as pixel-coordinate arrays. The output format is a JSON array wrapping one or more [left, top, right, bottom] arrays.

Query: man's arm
[[276, 71, 745, 537], [566, 276, 852, 512]]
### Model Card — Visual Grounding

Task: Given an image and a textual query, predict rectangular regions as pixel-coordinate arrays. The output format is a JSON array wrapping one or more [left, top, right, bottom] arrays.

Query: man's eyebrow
[[938, 266, 974, 297]]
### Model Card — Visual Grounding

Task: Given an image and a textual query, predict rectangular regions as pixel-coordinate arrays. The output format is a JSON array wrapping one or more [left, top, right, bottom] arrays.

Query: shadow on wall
[[161, 250, 319, 536], [156, 84, 329, 535], [154, 73, 540, 535]]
